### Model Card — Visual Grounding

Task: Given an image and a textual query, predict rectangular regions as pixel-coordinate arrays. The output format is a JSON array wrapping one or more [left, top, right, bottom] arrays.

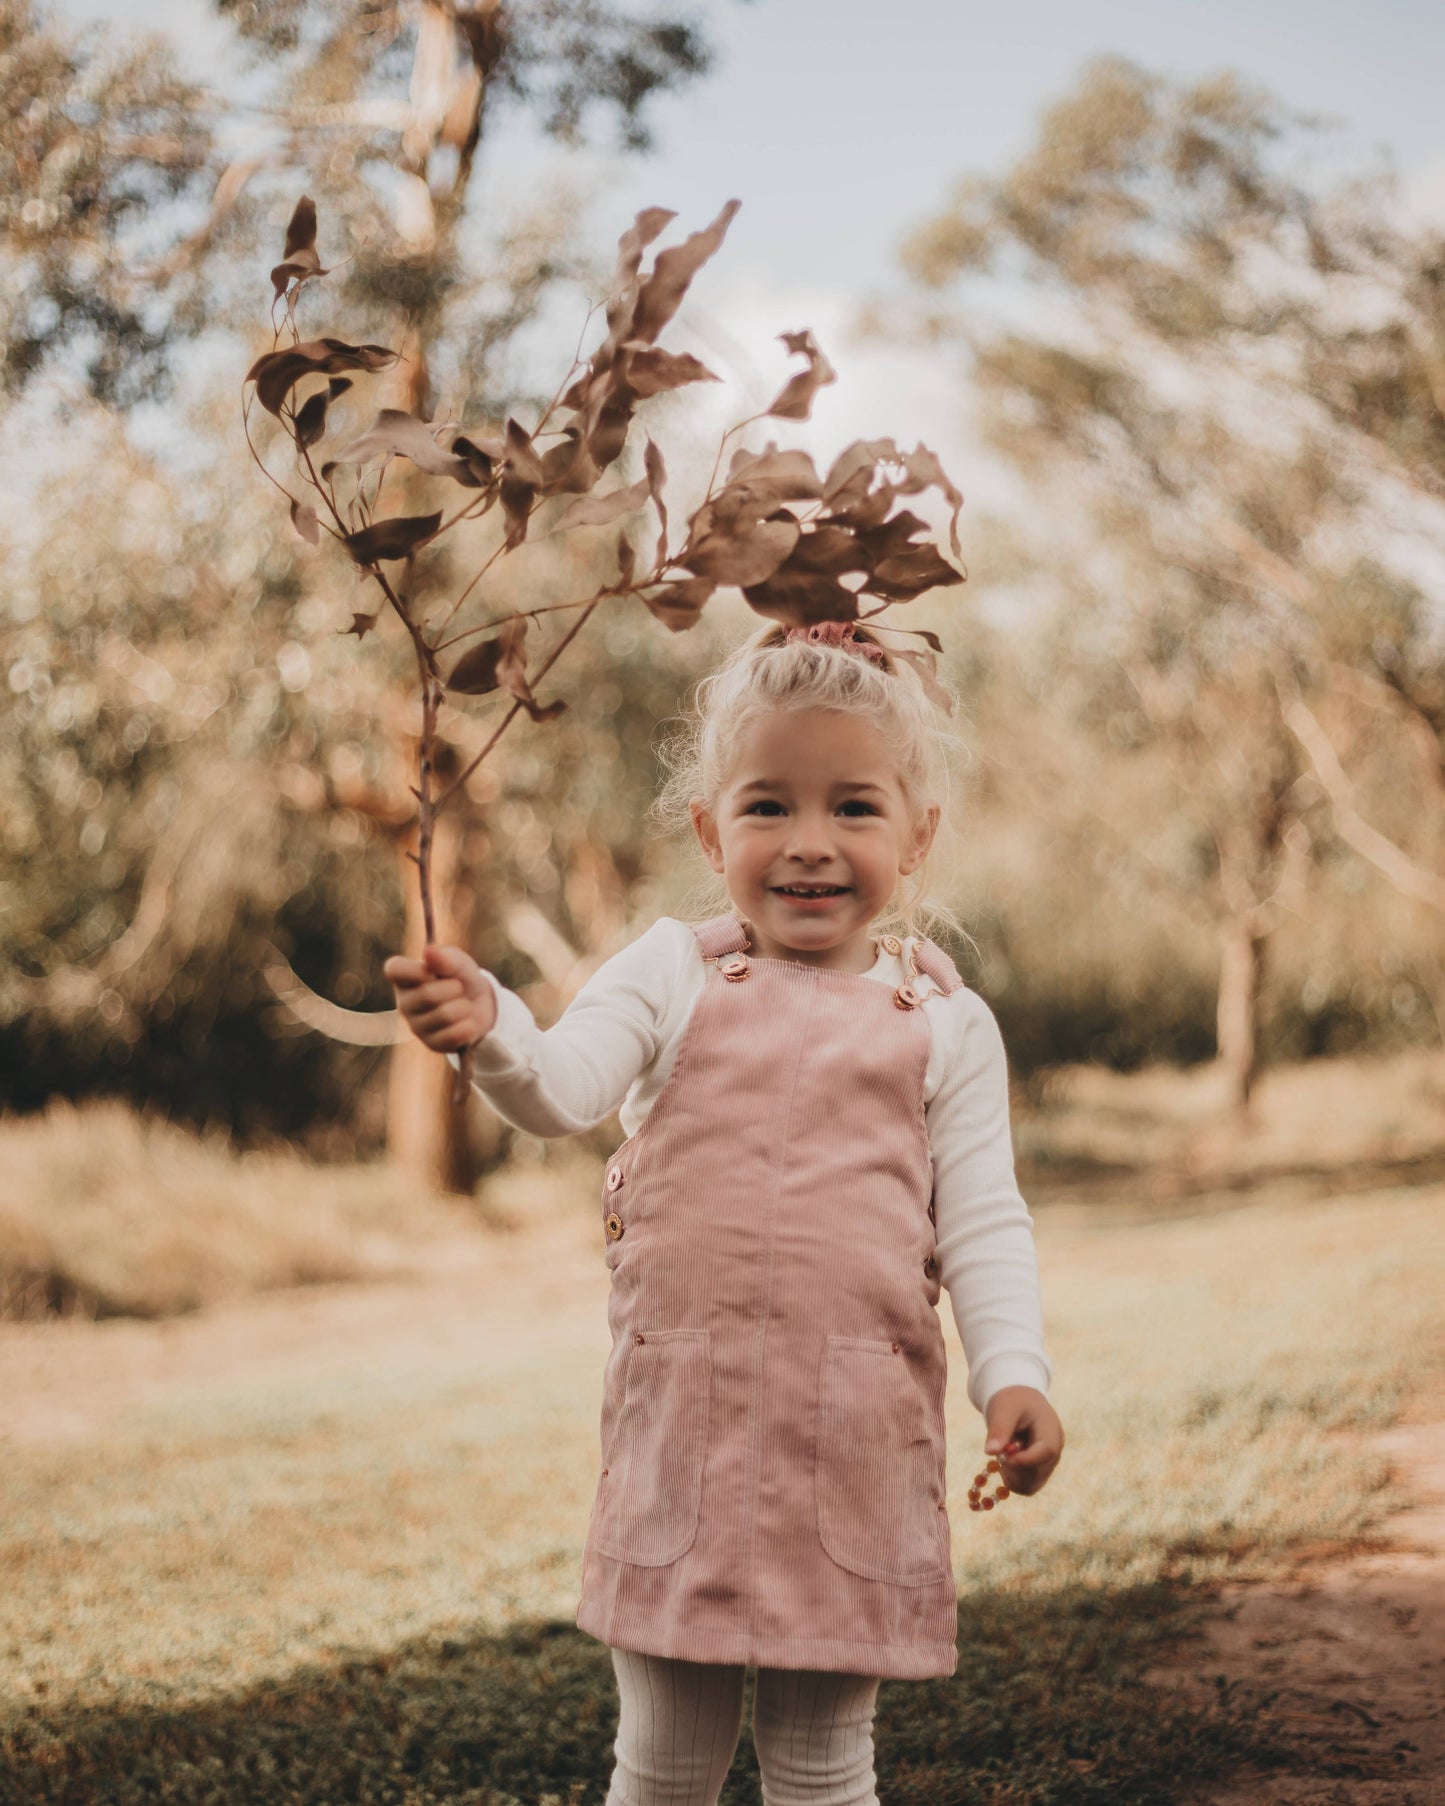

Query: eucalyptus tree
[[899, 56, 1445, 1104], [3, 0, 723, 1187]]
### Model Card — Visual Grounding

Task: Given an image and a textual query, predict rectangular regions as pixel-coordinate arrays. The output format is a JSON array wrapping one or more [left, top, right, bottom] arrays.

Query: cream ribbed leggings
[[605, 1648, 882, 1806]]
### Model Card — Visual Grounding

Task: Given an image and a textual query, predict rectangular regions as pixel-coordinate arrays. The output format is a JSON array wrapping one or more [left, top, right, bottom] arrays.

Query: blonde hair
[[651, 621, 972, 948]]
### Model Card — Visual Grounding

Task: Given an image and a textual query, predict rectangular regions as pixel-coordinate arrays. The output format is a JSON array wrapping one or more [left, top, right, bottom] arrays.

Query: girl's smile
[[689, 707, 939, 972]]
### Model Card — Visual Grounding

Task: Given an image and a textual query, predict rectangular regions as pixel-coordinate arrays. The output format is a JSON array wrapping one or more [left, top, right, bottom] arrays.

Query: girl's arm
[[925, 988, 1054, 1417], [404, 918, 695, 1138]]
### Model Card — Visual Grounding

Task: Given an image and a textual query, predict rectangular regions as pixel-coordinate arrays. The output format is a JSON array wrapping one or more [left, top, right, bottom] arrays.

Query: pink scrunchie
[[782, 620, 889, 666]]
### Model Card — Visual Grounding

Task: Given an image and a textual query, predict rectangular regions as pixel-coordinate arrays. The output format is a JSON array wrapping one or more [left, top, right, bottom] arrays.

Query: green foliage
[[0, 0, 220, 404]]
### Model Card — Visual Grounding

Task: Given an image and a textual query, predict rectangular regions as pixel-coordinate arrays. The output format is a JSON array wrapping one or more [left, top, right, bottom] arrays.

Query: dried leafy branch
[[242, 195, 966, 1103]]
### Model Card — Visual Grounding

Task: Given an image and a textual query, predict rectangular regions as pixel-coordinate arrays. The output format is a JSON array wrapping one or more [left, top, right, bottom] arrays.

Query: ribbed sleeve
[[444, 918, 692, 1136], [925, 990, 1053, 1413]]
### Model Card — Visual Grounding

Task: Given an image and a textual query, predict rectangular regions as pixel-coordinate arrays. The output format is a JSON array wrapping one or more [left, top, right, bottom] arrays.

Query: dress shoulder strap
[[691, 913, 750, 959], [911, 937, 964, 998]]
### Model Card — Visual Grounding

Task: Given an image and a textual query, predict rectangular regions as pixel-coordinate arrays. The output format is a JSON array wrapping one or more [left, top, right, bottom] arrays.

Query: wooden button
[[893, 984, 919, 1010], [605, 1212, 624, 1241], [718, 952, 749, 981], [634, 1332, 646, 1344], [891, 1341, 900, 1353], [923, 1255, 938, 1278], [927, 1200, 936, 1224]]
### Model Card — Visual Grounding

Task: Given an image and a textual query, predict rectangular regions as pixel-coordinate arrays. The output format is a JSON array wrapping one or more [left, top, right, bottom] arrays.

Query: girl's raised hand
[[982, 1386, 1064, 1497], [382, 944, 497, 1053]]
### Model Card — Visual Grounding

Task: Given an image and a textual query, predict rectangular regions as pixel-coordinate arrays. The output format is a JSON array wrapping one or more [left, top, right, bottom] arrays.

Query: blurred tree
[[2, 0, 724, 1188], [0, 0, 221, 402], [897, 56, 1445, 1106]]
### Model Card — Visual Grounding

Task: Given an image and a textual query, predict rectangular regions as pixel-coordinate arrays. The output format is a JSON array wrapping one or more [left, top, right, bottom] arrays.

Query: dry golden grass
[[2, 1138, 1442, 1802], [1016, 1046, 1445, 1197], [3, 1055, 1444, 1799], [0, 1096, 511, 1321]]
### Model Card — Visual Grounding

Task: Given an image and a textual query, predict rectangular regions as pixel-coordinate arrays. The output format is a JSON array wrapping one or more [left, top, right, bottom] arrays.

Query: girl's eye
[[741, 799, 878, 817]]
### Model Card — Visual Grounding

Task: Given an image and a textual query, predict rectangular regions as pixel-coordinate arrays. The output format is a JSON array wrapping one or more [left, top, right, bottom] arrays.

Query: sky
[[52, 0, 1445, 522]]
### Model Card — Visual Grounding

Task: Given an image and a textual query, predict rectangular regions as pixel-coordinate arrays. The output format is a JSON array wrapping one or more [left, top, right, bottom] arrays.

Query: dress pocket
[[815, 1333, 949, 1586], [592, 1328, 711, 1567]]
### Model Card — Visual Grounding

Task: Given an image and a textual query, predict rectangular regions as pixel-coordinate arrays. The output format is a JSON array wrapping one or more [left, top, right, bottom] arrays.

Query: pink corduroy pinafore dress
[[574, 912, 965, 1680]]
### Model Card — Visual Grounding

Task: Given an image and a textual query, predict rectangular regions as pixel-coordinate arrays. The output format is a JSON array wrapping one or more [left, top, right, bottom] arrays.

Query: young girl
[[384, 618, 1063, 1806]]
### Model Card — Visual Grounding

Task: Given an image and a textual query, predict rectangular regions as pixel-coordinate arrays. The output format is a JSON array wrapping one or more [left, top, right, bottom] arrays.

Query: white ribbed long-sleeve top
[[449, 916, 1052, 1415]]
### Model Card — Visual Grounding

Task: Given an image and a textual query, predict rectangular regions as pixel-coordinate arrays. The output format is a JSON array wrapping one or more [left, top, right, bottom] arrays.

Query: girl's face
[[689, 707, 940, 972]]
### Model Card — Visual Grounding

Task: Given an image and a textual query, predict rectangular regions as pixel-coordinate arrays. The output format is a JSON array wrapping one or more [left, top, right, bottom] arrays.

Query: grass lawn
[[2, 1171, 1442, 1804]]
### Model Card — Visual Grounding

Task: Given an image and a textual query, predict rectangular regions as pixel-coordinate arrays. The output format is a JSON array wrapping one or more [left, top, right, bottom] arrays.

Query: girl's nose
[[785, 814, 836, 862]]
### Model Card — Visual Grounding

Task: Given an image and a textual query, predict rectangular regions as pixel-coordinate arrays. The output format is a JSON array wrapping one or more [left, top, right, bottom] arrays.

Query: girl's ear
[[690, 798, 725, 874], [899, 802, 941, 876]]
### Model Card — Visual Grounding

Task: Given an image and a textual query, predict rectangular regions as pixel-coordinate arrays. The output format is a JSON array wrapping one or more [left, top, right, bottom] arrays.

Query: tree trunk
[[386, 792, 504, 1194], [1216, 915, 1266, 1112]]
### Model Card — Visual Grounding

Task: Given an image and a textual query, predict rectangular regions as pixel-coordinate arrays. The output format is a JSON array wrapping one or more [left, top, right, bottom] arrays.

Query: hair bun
[[780, 620, 889, 666]]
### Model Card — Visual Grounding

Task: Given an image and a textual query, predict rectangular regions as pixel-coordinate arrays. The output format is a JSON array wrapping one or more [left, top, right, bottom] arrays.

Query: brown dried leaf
[[446, 615, 563, 720], [865, 543, 964, 601], [644, 438, 668, 572], [642, 577, 714, 632], [681, 514, 800, 587], [538, 427, 601, 496], [823, 437, 900, 503], [890, 645, 955, 714], [829, 487, 896, 531], [766, 328, 837, 422], [786, 524, 872, 579], [630, 198, 742, 344], [292, 387, 333, 448], [503, 417, 544, 487], [289, 496, 320, 543], [615, 344, 720, 398], [741, 570, 858, 628], [615, 206, 679, 292], [342, 511, 443, 565], [616, 531, 636, 590], [598, 206, 679, 367], [725, 444, 824, 500], [270, 194, 329, 298], [282, 194, 316, 260], [889, 625, 944, 653], [499, 418, 544, 545], [737, 523, 868, 625], [585, 397, 633, 473], [500, 478, 537, 549], [549, 474, 650, 534], [451, 431, 504, 486], [856, 511, 931, 561], [322, 409, 482, 485], [446, 620, 517, 695], [246, 339, 399, 418], [340, 611, 378, 639], [901, 444, 964, 558]]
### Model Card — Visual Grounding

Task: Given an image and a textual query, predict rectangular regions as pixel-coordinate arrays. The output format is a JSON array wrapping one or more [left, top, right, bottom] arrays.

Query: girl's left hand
[[982, 1386, 1064, 1496]]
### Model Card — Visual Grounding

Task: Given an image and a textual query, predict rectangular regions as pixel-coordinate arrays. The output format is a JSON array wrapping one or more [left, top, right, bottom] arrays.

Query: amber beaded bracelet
[[968, 1440, 1022, 1512]]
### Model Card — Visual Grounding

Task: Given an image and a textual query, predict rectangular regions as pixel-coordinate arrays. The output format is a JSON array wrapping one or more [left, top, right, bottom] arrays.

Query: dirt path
[[0, 1209, 606, 1447], [1155, 1415, 1445, 1805]]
